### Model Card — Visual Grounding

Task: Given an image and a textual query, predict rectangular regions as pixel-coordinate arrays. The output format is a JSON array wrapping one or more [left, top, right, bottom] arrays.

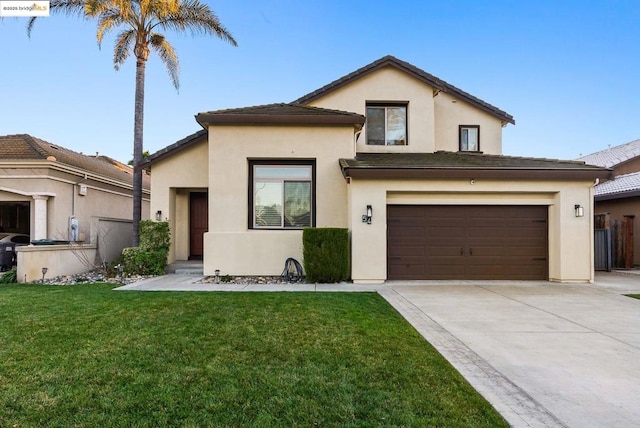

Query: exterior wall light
[[155, 210, 162, 221], [575, 205, 584, 218], [362, 205, 373, 224]]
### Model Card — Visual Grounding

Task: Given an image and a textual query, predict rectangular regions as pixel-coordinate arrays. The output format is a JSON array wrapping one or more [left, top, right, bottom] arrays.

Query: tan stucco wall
[[434, 92, 503, 154], [0, 170, 148, 244], [348, 178, 595, 283], [149, 139, 208, 262], [305, 66, 504, 155], [16, 244, 97, 283], [204, 125, 355, 276], [595, 197, 640, 266]]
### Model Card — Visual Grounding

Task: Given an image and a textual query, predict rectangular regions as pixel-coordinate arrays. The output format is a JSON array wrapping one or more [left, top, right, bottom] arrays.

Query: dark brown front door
[[387, 205, 548, 280], [189, 192, 208, 260]]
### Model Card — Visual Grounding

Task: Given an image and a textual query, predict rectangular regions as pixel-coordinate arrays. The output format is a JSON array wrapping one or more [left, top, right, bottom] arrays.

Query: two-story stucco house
[[144, 56, 609, 283]]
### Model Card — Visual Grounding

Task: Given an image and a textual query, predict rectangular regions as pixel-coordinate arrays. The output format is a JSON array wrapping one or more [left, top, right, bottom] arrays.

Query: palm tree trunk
[[132, 57, 146, 247]]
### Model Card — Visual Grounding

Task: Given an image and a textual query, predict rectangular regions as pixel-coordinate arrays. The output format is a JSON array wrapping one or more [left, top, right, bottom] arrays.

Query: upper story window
[[459, 125, 480, 152], [249, 160, 315, 229], [366, 104, 407, 146]]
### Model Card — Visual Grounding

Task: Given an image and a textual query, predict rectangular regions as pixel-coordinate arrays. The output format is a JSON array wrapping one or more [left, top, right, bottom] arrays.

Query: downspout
[[589, 178, 600, 283]]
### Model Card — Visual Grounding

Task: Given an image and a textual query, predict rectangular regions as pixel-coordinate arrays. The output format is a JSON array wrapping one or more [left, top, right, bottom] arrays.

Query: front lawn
[[0, 285, 507, 427]]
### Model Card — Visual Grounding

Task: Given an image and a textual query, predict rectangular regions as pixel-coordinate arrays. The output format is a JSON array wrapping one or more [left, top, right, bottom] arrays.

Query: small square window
[[366, 104, 407, 146], [459, 125, 480, 152], [249, 161, 315, 229]]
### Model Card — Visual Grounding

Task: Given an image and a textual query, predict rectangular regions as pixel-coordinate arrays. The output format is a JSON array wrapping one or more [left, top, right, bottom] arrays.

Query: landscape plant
[[0, 269, 17, 284], [303, 227, 350, 283], [120, 220, 170, 275]]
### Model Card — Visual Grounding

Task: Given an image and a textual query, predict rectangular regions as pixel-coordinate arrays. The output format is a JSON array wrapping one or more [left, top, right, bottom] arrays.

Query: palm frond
[[27, 0, 87, 37], [113, 29, 136, 69], [96, 9, 127, 46], [149, 32, 180, 90], [153, 0, 237, 46]]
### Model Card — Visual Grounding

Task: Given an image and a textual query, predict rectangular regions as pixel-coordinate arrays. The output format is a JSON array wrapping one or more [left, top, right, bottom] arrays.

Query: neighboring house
[[144, 55, 609, 283], [0, 134, 151, 268], [579, 138, 640, 266]]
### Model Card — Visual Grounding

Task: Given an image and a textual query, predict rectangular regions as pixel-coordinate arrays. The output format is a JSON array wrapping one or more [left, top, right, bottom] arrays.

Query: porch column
[[32, 195, 49, 240]]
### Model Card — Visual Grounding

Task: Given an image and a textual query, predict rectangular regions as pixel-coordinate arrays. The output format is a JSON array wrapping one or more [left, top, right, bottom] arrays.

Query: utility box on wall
[[78, 184, 87, 196], [68, 216, 79, 241]]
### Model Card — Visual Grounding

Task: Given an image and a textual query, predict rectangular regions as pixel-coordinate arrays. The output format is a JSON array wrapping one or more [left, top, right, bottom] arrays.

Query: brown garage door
[[387, 205, 548, 280]]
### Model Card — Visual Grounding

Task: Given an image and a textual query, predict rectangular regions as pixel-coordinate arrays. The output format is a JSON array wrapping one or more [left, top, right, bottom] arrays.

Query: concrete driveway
[[381, 273, 640, 428]]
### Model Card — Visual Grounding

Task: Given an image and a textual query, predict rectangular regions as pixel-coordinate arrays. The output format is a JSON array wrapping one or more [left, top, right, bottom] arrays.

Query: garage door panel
[[388, 226, 425, 237], [387, 205, 548, 280], [388, 245, 424, 256]]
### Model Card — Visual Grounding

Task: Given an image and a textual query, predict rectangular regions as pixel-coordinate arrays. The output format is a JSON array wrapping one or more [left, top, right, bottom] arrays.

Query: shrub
[[121, 247, 167, 276], [0, 269, 17, 284], [120, 221, 171, 276], [139, 220, 170, 253], [303, 228, 349, 283]]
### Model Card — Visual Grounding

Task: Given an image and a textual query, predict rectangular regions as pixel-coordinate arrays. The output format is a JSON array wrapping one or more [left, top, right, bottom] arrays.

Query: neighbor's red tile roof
[[0, 134, 150, 189]]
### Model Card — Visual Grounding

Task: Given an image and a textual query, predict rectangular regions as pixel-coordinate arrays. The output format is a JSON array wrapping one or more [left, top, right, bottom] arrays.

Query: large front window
[[366, 104, 407, 145], [250, 161, 314, 229]]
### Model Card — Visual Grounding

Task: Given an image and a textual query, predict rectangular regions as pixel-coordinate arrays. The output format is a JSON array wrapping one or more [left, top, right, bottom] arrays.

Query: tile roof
[[195, 103, 365, 127], [594, 171, 640, 199], [294, 55, 515, 125], [578, 138, 640, 168], [340, 152, 611, 180], [0, 134, 149, 189]]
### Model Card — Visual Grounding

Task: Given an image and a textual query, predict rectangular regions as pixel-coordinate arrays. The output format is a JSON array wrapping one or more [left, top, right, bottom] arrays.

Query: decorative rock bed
[[197, 275, 303, 285], [37, 271, 303, 286]]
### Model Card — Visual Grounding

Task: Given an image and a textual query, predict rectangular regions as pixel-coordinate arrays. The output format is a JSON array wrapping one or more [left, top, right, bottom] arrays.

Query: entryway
[[189, 192, 208, 260]]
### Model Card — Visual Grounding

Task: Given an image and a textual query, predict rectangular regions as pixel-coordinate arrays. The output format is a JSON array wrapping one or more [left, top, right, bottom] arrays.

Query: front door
[[189, 192, 208, 260]]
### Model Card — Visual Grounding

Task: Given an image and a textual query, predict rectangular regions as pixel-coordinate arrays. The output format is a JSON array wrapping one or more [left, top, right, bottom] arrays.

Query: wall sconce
[[362, 205, 373, 225], [41, 267, 48, 283], [155, 210, 162, 221], [574, 205, 584, 218]]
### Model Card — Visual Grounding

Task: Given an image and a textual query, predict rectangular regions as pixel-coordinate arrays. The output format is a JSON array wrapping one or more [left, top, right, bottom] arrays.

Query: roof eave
[[341, 167, 612, 181], [141, 129, 208, 168], [595, 189, 640, 201], [195, 113, 365, 127]]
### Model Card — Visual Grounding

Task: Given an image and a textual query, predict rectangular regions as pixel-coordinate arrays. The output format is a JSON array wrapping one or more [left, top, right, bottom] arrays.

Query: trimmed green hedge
[[139, 220, 170, 253], [303, 228, 349, 283]]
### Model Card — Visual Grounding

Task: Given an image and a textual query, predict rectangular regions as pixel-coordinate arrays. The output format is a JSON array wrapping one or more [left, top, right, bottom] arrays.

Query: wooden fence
[[594, 213, 634, 270]]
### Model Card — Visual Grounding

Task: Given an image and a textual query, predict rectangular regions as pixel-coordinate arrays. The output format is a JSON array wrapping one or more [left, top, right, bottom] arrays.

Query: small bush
[[120, 221, 170, 276], [0, 269, 17, 284], [303, 228, 349, 283], [121, 247, 167, 276]]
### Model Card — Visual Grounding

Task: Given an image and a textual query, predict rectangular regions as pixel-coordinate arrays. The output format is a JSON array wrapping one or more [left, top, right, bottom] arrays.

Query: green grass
[[0, 284, 507, 427]]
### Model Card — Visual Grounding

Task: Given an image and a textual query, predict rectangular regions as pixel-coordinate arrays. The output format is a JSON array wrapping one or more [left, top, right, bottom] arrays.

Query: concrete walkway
[[116, 272, 640, 428]]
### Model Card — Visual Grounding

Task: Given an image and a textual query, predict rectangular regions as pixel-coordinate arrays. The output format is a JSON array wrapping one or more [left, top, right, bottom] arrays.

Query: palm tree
[[29, 0, 236, 246]]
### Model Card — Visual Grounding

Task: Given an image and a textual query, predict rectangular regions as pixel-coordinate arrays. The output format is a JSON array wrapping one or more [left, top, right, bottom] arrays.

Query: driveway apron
[[384, 279, 640, 428]]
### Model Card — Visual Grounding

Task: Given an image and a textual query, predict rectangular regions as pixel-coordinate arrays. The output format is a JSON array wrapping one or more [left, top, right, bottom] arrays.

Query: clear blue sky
[[1, 0, 639, 163]]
